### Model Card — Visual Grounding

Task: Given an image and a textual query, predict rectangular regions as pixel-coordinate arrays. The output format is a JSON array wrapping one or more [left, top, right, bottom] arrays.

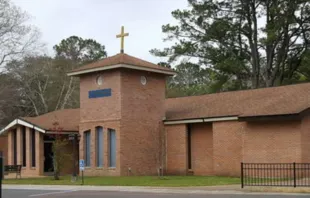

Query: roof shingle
[[68, 53, 174, 75], [22, 109, 79, 132], [19, 83, 310, 130], [165, 83, 310, 121]]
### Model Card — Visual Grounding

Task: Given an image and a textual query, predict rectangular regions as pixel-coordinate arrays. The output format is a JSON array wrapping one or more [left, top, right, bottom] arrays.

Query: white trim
[[164, 116, 238, 125], [34, 126, 45, 133], [0, 119, 46, 135], [203, 116, 238, 122], [67, 64, 176, 76], [164, 119, 204, 125], [0, 119, 17, 134], [17, 119, 35, 129]]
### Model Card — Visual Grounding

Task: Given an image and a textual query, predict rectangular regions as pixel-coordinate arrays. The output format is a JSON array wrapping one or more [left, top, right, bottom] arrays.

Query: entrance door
[[44, 142, 54, 172]]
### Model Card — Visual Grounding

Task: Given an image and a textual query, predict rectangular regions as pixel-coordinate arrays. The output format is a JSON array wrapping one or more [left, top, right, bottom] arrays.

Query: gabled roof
[[22, 109, 80, 132], [67, 53, 176, 76], [0, 109, 80, 135], [165, 83, 310, 121]]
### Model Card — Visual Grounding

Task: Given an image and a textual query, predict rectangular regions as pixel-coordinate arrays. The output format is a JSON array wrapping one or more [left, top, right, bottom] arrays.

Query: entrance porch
[[4, 125, 79, 178]]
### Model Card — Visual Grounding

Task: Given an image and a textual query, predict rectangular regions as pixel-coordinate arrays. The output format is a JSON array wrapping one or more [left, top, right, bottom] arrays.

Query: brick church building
[[1, 52, 310, 177]]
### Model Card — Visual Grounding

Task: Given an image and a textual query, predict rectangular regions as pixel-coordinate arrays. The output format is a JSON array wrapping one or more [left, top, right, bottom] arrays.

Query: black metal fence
[[241, 163, 310, 188]]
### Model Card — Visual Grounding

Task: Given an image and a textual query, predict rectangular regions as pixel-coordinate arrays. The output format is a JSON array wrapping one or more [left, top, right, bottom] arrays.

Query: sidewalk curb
[[2, 184, 310, 196]]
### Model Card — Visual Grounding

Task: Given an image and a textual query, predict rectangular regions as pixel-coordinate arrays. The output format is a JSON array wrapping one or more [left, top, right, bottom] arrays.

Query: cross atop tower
[[116, 26, 129, 53]]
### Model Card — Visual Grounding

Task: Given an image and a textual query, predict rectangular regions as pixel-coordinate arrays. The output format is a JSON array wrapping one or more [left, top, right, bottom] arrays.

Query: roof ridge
[[166, 82, 310, 100], [68, 53, 175, 76], [123, 53, 165, 68], [21, 108, 80, 118]]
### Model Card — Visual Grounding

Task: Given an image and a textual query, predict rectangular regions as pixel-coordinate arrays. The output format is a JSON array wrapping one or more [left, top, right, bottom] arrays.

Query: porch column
[[35, 131, 44, 175], [7, 130, 13, 165], [26, 127, 31, 169], [16, 126, 22, 165]]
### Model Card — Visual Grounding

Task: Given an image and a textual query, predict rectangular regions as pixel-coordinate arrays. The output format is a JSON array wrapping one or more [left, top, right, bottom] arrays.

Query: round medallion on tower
[[96, 75, 103, 85], [140, 76, 147, 85]]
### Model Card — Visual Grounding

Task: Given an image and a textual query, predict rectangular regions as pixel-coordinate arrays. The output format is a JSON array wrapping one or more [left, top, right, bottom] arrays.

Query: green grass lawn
[[3, 176, 240, 187]]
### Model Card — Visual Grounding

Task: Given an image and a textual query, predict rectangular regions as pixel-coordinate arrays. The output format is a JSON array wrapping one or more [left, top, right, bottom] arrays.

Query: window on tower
[[84, 130, 91, 167], [96, 127, 103, 167], [108, 129, 116, 168]]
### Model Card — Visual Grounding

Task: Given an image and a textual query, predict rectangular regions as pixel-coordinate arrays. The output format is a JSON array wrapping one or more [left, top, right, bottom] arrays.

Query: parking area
[[4, 190, 187, 198], [3, 189, 310, 198], [3, 189, 71, 197]]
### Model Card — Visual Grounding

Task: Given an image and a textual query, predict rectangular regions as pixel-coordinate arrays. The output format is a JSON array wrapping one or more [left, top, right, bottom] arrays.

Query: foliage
[[5, 56, 79, 115], [151, 0, 310, 91], [167, 62, 210, 97], [0, 0, 41, 69], [53, 36, 107, 64], [0, 73, 27, 128], [50, 122, 72, 180], [0, 35, 107, 126]]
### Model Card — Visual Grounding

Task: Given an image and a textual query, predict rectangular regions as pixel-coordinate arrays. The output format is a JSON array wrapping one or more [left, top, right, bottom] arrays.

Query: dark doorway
[[187, 124, 192, 170], [44, 142, 54, 172]]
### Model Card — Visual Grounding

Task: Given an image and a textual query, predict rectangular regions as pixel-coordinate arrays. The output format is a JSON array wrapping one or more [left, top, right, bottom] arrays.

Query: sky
[[11, 0, 189, 63]]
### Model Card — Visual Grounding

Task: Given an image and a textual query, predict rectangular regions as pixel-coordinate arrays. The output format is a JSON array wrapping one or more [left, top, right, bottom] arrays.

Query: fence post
[[241, 162, 244, 188], [293, 162, 296, 188]]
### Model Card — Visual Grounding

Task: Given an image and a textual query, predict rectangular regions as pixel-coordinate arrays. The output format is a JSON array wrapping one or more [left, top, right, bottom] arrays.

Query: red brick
[[166, 124, 187, 175], [191, 123, 213, 175]]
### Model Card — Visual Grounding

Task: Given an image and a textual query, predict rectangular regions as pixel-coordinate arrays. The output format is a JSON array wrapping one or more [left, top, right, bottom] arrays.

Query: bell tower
[[67, 27, 175, 176]]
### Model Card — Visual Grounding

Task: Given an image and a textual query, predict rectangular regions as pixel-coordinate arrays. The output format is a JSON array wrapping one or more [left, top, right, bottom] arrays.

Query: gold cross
[[116, 26, 129, 53]]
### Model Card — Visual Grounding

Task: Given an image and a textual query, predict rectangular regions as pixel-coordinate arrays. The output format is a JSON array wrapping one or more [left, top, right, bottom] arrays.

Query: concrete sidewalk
[[2, 184, 310, 196]]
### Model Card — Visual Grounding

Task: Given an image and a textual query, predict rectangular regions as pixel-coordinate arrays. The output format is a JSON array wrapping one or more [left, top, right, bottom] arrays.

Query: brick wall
[[79, 120, 121, 176], [0, 135, 8, 165], [79, 68, 167, 176], [301, 115, 310, 162], [7, 128, 13, 165], [165, 122, 242, 176], [165, 119, 305, 177], [120, 69, 166, 176], [6, 127, 44, 177], [212, 121, 244, 177], [79, 69, 122, 176], [79, 70, 121, 122], [165, 124, 187, 175], [191, 123, 213, 175], [23, 127, 44, 177], [243, 120, 302, 163], [212, 120, 303, 176]]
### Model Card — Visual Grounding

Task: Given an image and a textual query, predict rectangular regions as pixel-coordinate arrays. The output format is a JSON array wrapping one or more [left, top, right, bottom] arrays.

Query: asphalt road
[[2, 189, 309, 198]]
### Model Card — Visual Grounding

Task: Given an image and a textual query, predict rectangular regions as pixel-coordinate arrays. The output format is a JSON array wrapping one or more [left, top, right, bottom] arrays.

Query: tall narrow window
[[96, 127, 103, 167], [84, 131, 91, 167], [108, 129, 116, 167], [31, 129, 36, 167], [13, 129, 17, 165], [22, 126, 26, 167]]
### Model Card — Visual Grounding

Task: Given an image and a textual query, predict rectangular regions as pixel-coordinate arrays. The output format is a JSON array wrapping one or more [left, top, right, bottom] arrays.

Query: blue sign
[[88, 88, 112, 99], [79, 159, 85, 171]]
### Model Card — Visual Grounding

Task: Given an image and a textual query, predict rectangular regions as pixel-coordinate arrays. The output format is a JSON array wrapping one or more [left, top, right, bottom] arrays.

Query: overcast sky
[[11, 0, 188, 63]]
